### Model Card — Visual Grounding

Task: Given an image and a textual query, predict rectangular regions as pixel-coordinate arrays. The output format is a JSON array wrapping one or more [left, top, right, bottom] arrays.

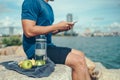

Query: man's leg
[[71, 49, 96, 77], [65, 49, 91, 80], [71, 49, 101, 79]]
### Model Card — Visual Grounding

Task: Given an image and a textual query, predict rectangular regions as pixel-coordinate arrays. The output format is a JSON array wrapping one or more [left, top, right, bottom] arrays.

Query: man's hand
[[52, 30, 60, 35], [53, 21, 74, 32]]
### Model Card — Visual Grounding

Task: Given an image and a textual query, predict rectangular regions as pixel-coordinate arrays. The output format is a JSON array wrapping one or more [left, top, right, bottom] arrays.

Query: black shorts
[[47, 45, 72, 64]]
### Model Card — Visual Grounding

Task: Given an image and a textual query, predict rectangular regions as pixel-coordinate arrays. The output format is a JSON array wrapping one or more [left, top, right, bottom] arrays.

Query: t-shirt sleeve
[[21, 0, 41, 21]]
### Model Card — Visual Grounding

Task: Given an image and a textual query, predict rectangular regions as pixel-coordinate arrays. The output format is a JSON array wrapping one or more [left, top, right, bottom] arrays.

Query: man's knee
[[65, 52, 86, 69], [71, 49, 85, 58]]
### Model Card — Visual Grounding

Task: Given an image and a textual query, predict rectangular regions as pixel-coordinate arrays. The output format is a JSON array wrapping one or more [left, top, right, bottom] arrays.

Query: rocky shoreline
[[0, 46, 120, 80]]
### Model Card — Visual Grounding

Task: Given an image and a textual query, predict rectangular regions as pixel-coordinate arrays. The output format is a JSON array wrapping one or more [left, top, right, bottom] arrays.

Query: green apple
[[42, 60, 46, 65], [20, 60, 32, 70], [35, 60, 46, 66]]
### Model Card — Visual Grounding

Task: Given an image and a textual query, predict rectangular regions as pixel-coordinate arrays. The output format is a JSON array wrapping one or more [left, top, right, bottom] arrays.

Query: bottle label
[[35, 49, 46, 56]]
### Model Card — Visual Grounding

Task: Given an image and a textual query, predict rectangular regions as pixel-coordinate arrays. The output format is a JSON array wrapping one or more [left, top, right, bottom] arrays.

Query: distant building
[[66, 13, 73, 22], [0, 26, 22, 36], [83, 28, 92, 37], [9, 27, 14, 36], [64, 13, 77, 36]]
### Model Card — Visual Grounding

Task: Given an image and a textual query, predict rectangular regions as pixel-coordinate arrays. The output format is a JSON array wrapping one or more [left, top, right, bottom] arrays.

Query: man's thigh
[[47, 46, 71, 64]]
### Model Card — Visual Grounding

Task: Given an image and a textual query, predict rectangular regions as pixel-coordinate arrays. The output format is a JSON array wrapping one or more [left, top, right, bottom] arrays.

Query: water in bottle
[[35, 35, 47, 61]]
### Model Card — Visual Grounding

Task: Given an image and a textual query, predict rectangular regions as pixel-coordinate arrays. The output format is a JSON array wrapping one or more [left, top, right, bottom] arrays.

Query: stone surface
[[95, 63, 120, 80], [0, 46, 19, 55], [14, 46, 26, 57], [0, 46, 120, 80], [0, 55, 72, 80], [0, 55, 120, 80], [0, 45, 26, 57]]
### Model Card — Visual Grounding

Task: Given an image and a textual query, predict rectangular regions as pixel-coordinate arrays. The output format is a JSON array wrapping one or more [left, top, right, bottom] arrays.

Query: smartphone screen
[[73, 21, 77, 24]]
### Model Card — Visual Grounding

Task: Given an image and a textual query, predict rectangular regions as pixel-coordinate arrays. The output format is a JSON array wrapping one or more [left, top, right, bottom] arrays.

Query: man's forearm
[[25, 25, 57, 37]]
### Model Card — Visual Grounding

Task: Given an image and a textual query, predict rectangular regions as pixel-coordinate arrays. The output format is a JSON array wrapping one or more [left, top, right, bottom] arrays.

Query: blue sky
[[0, 0, 120, 34]]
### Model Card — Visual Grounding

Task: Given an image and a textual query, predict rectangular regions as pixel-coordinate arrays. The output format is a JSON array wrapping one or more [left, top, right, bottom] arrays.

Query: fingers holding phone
[[68, 21, 78, 30], [54, 21, 77, 32]]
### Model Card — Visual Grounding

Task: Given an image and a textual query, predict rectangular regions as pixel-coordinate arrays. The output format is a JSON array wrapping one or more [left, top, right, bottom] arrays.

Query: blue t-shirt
[[21, 0, 54, 58]]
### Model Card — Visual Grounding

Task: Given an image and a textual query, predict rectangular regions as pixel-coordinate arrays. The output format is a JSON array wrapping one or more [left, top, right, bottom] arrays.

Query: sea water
[[53, 36, 120, 69]]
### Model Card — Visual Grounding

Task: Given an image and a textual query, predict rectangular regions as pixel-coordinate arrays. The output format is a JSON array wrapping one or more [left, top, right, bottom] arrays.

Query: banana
[[18, 61, 24, 67], [29, 59, 36, 66]]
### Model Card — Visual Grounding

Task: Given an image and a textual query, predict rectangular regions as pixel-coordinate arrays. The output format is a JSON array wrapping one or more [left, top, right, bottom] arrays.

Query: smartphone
[[73, 21, 78, 24]]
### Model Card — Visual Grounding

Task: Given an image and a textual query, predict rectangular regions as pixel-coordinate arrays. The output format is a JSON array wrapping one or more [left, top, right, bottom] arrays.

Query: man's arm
[[22, 20, 74, 38], [22, 19, 58, 38]]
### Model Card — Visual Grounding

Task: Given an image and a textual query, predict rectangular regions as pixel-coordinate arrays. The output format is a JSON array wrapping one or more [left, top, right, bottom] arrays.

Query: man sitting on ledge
[[21, 0, 99, 80]]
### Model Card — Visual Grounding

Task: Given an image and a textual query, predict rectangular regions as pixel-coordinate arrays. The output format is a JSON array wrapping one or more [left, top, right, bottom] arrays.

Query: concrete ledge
[[0, 55, 72, 80], [0, 55, 120, 80], [95, 63, 120, 80]]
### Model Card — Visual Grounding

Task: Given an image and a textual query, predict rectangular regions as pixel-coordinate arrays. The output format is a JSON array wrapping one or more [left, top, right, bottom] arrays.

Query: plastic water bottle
[[35, 35, 47, 61]]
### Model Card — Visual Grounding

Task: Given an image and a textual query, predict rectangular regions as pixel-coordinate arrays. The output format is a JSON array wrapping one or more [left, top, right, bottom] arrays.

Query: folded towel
[[1, 58, 55, 78]]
